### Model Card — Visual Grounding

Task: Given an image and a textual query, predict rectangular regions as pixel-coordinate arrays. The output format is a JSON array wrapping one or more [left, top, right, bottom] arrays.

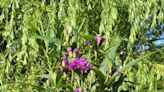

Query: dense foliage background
[[0, 0, 163, 92]]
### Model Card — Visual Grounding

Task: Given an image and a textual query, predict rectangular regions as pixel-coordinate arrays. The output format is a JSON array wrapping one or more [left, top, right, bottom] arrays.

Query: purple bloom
[[65, 53, 69, 58], [111, 69, 116, 75], [68, 59, 78, 70], [101, 37, 105, 42], [94, 35, 99, 42], [68, 57, 92, 73], [84, 39, 90, 46], [73, 48, 79, 54], [58, 47, 92, 73], [94, 35, 105, 43], [67, 47, 72, 53], [74, 88, 80, 92], [74, 88, 84, 92], [62, 57, 68, 63]]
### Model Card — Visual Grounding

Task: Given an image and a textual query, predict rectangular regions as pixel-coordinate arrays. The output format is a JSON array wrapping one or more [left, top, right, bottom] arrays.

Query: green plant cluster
[[0, 0, 163, 92]]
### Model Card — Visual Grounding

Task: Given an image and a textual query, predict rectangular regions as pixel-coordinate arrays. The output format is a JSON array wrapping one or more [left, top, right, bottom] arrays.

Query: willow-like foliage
[[0, 0, 163, 91]]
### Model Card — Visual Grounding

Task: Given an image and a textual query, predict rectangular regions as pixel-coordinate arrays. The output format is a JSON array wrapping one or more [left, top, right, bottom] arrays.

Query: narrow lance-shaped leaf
[[108, 47, 164, 85], [35, 35, 62, 45], [35, 74, 52, 80], [91, 67, 105, 85], [99, 37, 122, 76]]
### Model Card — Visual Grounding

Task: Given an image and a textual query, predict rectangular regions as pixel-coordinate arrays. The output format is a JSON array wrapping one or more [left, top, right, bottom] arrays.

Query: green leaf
[[91, 67, 105, 85], [111, 7, 118, 20], [108, 47, 164, 85], [35, 35, 62, 45], [41, 87, 54, 92], [47, 28, 55, 38], [57, 78, 64, 87], [35, 74, 51, 79], [99, 37, 122, 76], [80, 34, 98, 50], [57, 84, 73, 91]]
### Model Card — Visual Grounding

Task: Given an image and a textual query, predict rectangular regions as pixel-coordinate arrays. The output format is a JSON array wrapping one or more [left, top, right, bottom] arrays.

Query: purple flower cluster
[[58, 47, 92, 73], [68, 57, 92, 73]]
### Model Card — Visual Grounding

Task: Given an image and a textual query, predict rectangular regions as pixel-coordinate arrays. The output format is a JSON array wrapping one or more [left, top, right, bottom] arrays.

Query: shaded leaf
[[109, 47, 164, 85], [35, 74, 51, 80], [99, 38, 122, 75], [91, 67, 105, 85], [80, 34, 98, 50]]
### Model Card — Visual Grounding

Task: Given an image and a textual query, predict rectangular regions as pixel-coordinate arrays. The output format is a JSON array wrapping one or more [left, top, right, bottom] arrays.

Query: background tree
[[0, 0, 163, 91]]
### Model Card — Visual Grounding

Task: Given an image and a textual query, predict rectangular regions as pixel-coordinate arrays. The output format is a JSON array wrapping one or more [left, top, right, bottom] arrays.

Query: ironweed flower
[[84, 35, 105, 46], [74, 88, 84, 92], [67, 47, 72, 53], [73, 48, 79, 54], [62, 57, 68, 63], [111, 69, 116, 75], [74, 88, 80, 92], [84, 39, 90, 46], [58, 47, 92, 73], [67, 47, 79, 55], [67, 47, 73, 58], [94, 35, 105, 43], [68, 57, 92, 73]]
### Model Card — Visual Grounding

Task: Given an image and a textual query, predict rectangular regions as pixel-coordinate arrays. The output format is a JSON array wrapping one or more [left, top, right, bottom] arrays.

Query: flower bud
[[67, 47, 72, 53], [73, 48, 79, 54], [84, 39, 90, 46], [94, 34, 105, 44]]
